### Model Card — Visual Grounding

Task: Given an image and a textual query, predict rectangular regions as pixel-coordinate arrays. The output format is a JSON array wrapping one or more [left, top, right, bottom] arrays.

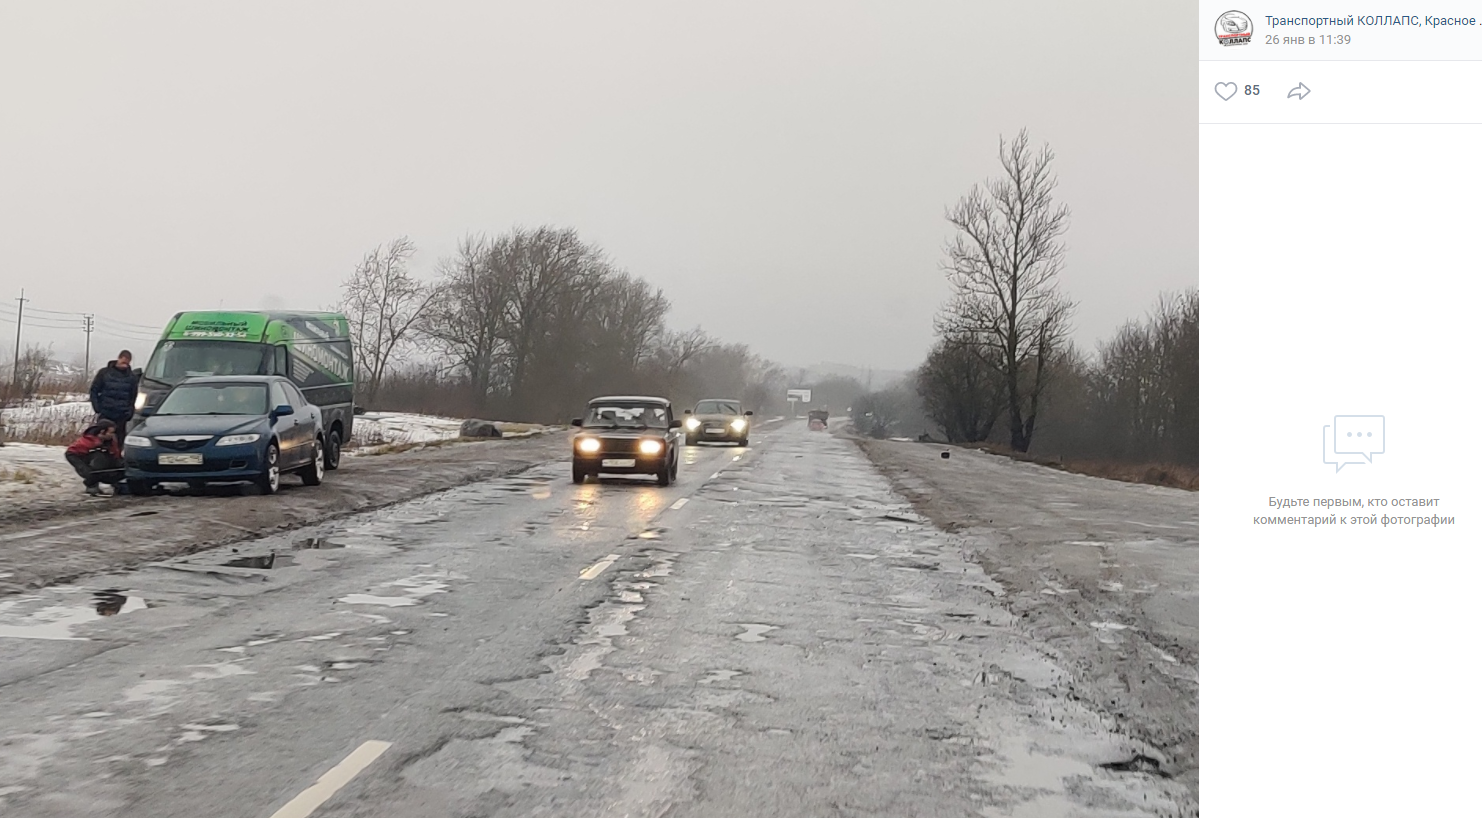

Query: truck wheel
[[325, 429, 343, 470]]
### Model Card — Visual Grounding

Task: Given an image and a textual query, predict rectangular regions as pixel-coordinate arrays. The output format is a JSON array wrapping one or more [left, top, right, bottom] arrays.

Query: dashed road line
[[579, 554, 623, 580], [669, 498, 689, 510], [268, 740, 391, 818]]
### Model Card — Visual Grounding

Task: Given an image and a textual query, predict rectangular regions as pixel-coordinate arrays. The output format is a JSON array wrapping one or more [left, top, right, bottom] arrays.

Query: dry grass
[[1, 466, 41, 484], [960, 442, 1199, 491]]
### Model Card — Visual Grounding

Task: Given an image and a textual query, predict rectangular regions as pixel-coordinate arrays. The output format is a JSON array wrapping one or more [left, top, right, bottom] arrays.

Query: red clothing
[[66, 433, 120, 458]]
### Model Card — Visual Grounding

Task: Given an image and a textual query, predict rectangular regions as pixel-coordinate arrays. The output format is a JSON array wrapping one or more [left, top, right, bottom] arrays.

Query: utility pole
[[11, 289, 26, 387], [83, 314, 95, 374]]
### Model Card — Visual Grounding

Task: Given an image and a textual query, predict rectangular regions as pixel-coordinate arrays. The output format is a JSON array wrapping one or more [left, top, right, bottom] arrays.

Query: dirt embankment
[[0, 434, 570, 596]]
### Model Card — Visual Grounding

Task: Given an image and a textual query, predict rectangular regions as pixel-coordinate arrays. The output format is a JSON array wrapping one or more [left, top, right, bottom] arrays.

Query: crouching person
[[65, 420, 124, 497]]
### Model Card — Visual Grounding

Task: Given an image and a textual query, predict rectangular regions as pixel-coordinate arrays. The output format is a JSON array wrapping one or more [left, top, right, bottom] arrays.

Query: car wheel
[[126, 479, 153, 497], [299, 438, 325, 486], [256, 443, 281, 495], [572, 463, 587, 484], [684, 434, 696, 447], [737, 438, 749, 447], [656, 458, 672, 487], [325, 429, 342, 470]]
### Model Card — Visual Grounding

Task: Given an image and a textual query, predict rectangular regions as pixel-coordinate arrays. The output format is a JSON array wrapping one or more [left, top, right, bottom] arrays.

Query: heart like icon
[[1215, 82, 1237, 101]]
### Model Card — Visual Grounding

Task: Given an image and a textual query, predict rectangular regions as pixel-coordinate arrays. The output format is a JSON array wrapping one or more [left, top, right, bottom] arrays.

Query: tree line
[[854, 129, 1198, 468], [341, 226, 787, 422]]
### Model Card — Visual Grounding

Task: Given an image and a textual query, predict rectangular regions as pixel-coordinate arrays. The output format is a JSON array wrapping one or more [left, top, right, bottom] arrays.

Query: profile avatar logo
[[1215, 10, 1253, 46]]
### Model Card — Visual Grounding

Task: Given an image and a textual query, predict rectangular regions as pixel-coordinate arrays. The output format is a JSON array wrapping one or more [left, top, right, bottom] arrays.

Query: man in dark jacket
[[90, 350, 140, 433]]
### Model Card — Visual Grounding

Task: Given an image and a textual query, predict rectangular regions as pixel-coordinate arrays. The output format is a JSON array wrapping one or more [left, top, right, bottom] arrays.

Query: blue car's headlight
[[217, 434, 262, 447], [124, 435, 152, 448]]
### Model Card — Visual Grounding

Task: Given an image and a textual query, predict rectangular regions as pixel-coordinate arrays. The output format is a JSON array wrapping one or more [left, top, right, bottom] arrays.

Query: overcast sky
[[1, 1, 1194, 373]]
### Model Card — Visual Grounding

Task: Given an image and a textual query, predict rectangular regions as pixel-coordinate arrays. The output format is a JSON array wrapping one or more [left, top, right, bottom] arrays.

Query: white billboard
[[786, 389, 811, 403]]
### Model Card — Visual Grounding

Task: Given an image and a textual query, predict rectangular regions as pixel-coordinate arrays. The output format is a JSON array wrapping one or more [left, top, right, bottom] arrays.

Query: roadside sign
[[786, 389, 811, 403]]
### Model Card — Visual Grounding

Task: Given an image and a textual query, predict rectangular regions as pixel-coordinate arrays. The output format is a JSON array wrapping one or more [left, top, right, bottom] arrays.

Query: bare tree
[[488, 226, 603, 415], [656, 327, 717, 378], [341, 237, 437, 405], [916, 335, 1006, 443], [15, 344, 55, 401], [423, 235, 511, 409], [939, 129, 1075, 452], [592, 272, 670, 372]]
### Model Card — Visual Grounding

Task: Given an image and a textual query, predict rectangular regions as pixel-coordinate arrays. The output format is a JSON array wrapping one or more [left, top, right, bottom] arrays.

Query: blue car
[[123, 375, 326, 496]]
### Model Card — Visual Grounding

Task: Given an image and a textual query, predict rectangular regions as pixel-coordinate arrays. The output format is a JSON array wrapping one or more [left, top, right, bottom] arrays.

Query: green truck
[[136, 311, 355, 468]]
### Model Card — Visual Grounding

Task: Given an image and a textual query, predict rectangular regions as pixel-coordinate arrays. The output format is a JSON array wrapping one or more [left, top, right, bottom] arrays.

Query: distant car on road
[[123, 375, 326, 496], [683, 398, 753, 446], [571, 396, 683, 485], [808, 409, 828, 431]]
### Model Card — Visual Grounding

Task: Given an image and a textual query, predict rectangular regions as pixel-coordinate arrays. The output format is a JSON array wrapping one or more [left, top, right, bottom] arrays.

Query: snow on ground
[[351, 411, 464, 447], [1, 402, 94, 442], [0, 443, 79, 499], [348, 412, 558, 455]]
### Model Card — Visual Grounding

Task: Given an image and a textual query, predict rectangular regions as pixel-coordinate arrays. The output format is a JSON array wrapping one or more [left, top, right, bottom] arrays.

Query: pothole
[[222, 554, 285, 570], [294, 537, 346, 550], [1098, 754, 1171, 778]]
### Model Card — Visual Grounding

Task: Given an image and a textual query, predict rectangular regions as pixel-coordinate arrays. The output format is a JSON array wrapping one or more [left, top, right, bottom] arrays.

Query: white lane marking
[[732, 455, 741, 461], [269, 740, 391, 818], [710, 472, 722, 479], [669, 498, 689, 510], [580, 554, 623, 581]]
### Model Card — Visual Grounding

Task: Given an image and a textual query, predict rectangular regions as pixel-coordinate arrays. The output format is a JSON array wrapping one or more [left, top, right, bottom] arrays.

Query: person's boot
[[85, 485, 102, 497]]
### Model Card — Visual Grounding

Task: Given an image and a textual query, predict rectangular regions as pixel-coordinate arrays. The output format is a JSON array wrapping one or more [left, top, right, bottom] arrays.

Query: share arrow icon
[[1287, 82, 1311, 100]]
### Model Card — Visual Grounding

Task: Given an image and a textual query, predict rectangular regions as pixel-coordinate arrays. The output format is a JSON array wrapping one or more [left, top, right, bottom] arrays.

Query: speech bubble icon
[[1332, 415, 1384, 461]]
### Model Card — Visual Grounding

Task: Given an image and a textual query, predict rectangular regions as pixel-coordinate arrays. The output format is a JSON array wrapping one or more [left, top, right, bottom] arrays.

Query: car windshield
[[157, 384, 268, 416], [585, 403, 669, 428], [694, 400, 741, 415], [144, 341, 271, 385]]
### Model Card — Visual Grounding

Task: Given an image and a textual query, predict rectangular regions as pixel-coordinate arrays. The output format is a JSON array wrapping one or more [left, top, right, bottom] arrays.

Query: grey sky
[[1, 1, 1194, 373]]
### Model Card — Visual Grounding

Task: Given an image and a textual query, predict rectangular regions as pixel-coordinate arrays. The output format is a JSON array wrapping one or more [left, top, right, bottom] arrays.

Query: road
[[0, 423, 1195, 817]]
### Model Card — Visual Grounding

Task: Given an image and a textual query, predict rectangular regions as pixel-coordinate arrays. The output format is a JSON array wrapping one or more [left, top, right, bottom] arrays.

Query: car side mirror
[[668, 419, 682, 429], [271, 404, 294, 419], [744, 410, 754, 416], [683, 409, 692, 415], [571, 418, 584, 427]]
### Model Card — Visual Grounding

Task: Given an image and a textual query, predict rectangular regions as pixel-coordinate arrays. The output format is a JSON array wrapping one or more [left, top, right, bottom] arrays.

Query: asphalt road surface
[[0, 423, 1195, 817]]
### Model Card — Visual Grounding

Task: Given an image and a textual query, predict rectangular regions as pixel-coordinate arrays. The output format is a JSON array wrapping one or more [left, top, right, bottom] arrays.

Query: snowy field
[[1, 403, 557, 498]]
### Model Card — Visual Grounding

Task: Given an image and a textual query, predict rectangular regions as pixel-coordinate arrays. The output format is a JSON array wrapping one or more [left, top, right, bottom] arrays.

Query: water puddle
[[337, 573, 457, 608], [0, 590, 148, 640], [734, 624, 777, 643]]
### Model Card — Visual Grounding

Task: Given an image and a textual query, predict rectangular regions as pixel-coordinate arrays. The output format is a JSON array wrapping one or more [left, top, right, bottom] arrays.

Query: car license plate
[[706, 427, 725, 434], [158, 453, 203, 466], [602, 458, 636, 468]]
